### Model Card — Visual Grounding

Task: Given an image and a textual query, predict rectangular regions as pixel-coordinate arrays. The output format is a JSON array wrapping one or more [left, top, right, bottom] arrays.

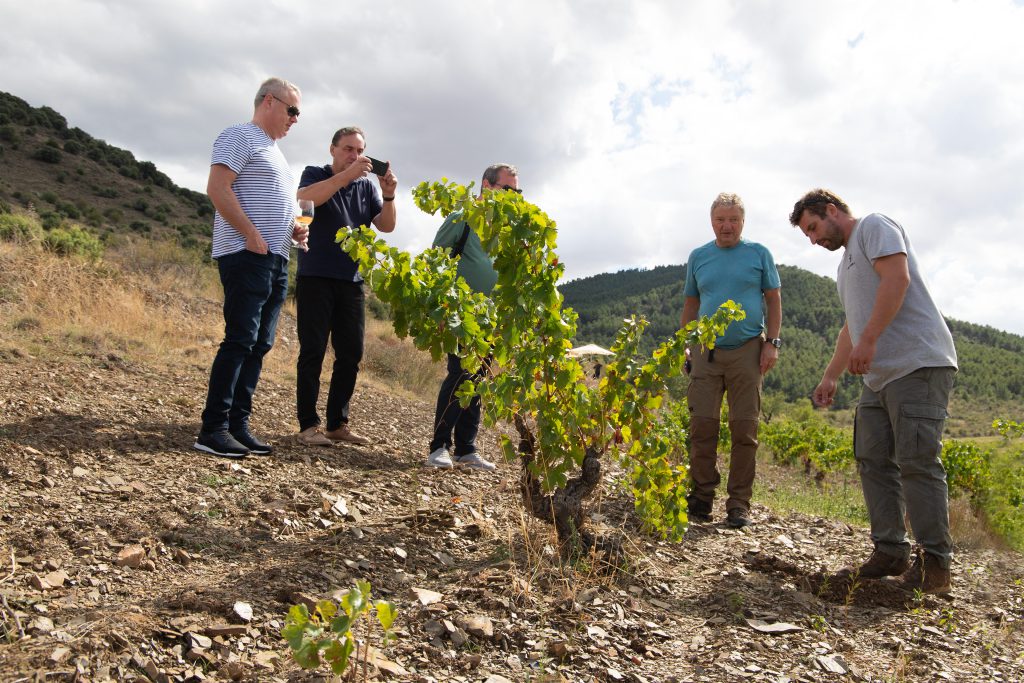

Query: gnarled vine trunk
[[513, 414, 603, 554]]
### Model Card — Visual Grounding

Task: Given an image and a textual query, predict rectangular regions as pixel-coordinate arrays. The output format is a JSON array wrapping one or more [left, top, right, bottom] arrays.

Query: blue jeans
[[430, 353, 483, 456], [200, 250, 288, 433], [854, 366, 956, 567]]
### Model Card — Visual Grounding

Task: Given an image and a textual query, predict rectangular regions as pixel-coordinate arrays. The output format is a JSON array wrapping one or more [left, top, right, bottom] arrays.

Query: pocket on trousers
[[896, 403, 947, 461]]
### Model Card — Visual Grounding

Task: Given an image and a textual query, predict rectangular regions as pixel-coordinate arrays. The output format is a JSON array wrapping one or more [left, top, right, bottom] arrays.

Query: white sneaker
[[454, 451, 497, 471], [427, 447, 453, 468]]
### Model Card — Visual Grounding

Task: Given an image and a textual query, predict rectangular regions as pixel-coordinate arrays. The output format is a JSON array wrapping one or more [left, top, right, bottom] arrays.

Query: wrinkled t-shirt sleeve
[[683, 250, 699, 298], [759, 245, 782, 291], [210, 127, 251, 175], [298, 165, 326, 190], [860, 214, 907, 263]]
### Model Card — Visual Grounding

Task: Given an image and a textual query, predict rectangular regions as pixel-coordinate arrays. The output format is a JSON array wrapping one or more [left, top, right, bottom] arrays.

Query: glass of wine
[[295, 199, 314, 251]]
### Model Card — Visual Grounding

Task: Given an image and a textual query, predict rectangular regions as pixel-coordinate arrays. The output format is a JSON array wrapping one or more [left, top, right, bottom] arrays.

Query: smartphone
[[367, 157, 389, 176]]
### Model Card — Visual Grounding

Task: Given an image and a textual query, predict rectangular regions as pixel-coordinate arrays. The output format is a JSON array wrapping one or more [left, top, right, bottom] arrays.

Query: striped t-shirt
[[210, 122, 295, 259]]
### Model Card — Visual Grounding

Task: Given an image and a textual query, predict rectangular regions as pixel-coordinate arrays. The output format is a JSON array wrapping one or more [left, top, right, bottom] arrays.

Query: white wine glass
[[295, 199, 314, 251]]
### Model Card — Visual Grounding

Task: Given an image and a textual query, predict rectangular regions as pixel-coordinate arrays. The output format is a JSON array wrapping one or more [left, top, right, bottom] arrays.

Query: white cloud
[[2, 0, 1023, 333]]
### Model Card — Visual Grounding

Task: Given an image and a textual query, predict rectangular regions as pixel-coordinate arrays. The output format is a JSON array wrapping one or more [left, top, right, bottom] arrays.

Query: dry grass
[[948, 497, 1007, 551], [0, 236, 443, 402]]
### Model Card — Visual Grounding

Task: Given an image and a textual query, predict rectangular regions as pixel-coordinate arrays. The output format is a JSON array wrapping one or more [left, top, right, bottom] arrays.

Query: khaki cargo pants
[[686, 337, 763, 513]]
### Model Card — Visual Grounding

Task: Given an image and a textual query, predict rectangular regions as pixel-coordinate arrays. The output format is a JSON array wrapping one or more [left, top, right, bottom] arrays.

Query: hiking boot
[[297, 426, 333, 446], [687, 497, 712, 523], [193, 430, 249, 459], [326, 424, 371, 445], [726, 507, 752, 528], [231, 428, 272, 455], [893, 551, 952, 595], [844, 549, 912, 579], [427, 447, 454, 469], [454, 451, 497, 471]]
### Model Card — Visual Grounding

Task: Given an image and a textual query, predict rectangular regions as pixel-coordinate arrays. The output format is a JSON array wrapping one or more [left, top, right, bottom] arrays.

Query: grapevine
[[339, 180, 743, 548]]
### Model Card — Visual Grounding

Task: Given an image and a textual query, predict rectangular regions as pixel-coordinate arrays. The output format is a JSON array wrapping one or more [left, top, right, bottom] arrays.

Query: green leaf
[[375, 600, 398, 631]]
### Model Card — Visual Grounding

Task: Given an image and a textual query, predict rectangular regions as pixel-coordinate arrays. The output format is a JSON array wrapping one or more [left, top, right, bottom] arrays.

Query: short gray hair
[[254, 77, 301, 109], [482, 163, 518, 186], [710, 192, 744, 217]]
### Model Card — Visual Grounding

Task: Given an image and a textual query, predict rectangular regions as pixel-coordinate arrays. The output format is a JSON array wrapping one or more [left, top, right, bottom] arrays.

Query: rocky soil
[[1, 346, 1022, 682]]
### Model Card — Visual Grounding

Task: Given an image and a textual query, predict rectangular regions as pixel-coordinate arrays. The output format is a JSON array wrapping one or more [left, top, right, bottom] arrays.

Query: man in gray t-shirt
[[790, 189, 958, 596]]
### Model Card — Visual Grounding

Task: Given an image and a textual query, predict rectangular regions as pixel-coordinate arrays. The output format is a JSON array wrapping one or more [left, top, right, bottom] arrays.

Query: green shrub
[[43, 225, 104, 260], [40, 212, 65, 230], [31, 146, 62, 164], [0, 124, 18, 143], [0, 199, 11, 214], [63, 139, 81, 155], [0, 213, 44, 242], [941, 439, 992, 502]]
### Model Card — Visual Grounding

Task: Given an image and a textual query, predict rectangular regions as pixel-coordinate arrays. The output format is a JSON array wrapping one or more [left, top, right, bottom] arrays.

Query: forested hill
[[0, 91, 213, 247], [562, 264, 1024, 408]]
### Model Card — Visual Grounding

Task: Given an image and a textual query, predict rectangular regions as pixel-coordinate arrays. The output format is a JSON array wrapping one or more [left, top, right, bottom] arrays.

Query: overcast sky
[[3, 0, 1023, 334]]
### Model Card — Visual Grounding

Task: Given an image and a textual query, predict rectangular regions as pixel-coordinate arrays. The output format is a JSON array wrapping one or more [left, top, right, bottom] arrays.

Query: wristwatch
[[767, 337, 783, 348]]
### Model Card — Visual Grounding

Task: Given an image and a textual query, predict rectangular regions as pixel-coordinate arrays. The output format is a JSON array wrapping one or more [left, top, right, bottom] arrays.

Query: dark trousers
[[430, 353, 483, 456], [200, 250, 288, 433], [295, 276, 365, 431]]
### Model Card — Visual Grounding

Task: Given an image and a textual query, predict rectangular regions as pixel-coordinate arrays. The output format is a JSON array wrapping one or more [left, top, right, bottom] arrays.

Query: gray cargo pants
[[854, 366, 956, 568]]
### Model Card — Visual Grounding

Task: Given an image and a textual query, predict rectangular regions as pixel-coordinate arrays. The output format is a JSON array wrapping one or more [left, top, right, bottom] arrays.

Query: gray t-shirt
[[837, 213, 957, 391]]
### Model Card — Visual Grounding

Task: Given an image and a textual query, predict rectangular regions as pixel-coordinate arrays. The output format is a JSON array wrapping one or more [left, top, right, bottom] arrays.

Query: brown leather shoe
[[296, 426, 333, 447], [325, 424, 371, 445], [893, 551, 951, 595], [838, 549, 911, 579]]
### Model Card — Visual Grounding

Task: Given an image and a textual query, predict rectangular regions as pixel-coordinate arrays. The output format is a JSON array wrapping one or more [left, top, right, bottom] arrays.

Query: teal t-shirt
[[684, 239, 781, 349], [432, 212, 498, 295]]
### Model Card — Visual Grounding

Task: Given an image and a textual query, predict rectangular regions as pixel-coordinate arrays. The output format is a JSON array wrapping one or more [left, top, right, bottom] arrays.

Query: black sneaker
[[687, 497, 713, 523], [231, 428, 272, 455], [194, 430, 249, 459], [726, 507, 752, 528]]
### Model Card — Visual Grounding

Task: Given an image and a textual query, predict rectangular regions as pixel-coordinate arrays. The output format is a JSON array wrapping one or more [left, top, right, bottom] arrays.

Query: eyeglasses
[[500, 185, 522, 194], [270, 93, 300, 118]]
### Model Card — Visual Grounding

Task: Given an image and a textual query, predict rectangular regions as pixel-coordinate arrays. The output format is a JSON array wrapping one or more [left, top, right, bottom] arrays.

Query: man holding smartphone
[[294, 127, 397, 447]]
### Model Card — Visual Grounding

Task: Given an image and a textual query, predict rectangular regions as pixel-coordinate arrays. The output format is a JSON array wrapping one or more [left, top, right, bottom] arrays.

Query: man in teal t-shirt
[[681, 192, 782, 528], [426, 163, 520, 472]]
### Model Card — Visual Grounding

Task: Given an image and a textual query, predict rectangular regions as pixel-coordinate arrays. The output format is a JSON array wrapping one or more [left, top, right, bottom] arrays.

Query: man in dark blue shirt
[[294, 127, 397, 446]]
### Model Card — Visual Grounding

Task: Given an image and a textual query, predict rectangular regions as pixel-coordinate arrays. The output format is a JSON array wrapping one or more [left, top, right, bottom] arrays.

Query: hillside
[[0, 91, 213, 249], [1, 98, 1022, 681], [1, 238, 1022, 682], [562, 264, 1024, 413]]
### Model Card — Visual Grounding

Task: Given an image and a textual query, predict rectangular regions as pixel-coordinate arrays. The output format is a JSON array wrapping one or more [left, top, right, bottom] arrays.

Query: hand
[[379, 166, 397, 196], [292, 219, 309, 252], [847, 339, 876, 375], [245, 233, 269, 255], [760, 343, 779, 375], [341, 156, 373, 184], [812, 377, 837, 408]]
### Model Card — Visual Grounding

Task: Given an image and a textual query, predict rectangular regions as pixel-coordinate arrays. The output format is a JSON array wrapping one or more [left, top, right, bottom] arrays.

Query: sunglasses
[[270, 93, 300, 118], [500, 185, 522, 194]]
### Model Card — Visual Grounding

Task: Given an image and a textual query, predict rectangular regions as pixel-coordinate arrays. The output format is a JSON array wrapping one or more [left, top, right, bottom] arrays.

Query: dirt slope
[[1, 349, 1022, 682]]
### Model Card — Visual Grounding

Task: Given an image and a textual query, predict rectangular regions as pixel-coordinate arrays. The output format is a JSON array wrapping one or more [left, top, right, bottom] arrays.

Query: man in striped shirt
[[194, 77, 309, 459]]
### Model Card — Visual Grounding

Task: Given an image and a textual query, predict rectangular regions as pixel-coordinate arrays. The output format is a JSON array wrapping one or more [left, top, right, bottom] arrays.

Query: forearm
[[861, 277, 908, 344], [296, 175, 349, 207], [680, 297, 700, 328], [764, 288, 781, 339], [824, 324, 853, 380], [373, 202, 397, 233], [208, 183, 260, 241]]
